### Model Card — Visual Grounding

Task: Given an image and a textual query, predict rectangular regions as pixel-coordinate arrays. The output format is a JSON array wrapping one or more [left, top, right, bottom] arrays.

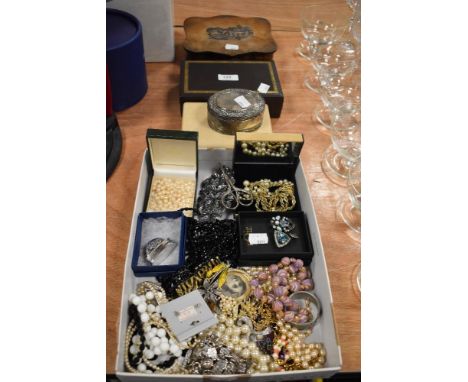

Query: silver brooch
[[184, 335, 250, 374], [270, 216, 299, 248]]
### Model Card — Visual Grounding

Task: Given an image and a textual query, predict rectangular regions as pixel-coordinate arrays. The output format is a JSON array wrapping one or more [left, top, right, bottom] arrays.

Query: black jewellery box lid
[[236, 211, 314, 266], [143, 129, 199, 213], [233, 132, 304, 212], [179, 60, 284, 118]]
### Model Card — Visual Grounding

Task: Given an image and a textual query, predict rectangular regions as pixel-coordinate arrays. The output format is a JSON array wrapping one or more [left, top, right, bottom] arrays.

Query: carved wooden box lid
[[183, 15, 277, 57]]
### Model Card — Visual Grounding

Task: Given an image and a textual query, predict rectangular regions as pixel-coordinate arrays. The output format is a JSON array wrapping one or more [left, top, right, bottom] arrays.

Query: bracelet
[[289, 291, 322, 330]]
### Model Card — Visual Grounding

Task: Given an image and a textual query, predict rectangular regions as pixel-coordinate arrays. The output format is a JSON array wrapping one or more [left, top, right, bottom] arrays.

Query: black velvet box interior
[[233, 132, 304, 212], [179, 60, 284, 117], [236, 211, 314, 266], [233, 163, 302, 212]]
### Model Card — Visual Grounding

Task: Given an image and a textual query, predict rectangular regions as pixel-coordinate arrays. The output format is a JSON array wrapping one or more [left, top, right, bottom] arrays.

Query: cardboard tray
[[115, 149, 342, 381]]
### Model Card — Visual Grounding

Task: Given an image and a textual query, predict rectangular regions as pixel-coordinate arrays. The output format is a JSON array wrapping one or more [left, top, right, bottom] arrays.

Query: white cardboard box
[[107, 0, 175, 62], [115, 149, 342, 381]]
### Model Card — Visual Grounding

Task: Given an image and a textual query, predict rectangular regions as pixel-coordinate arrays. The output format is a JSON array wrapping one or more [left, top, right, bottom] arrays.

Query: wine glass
[[304, 40, 359, 93], [301, 5, 340, 45], [348, 0, 361, 43], [355, 262, 361, 294], [337, 162, 361, 233], [316, 102, 360, 135], [297, 4, 344, 63], [321, 124, 361, 186], [315, 81, 361, 133]]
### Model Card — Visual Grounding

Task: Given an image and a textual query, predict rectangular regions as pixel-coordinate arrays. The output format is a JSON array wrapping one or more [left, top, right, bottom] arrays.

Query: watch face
[[220, 270, 251, 300]]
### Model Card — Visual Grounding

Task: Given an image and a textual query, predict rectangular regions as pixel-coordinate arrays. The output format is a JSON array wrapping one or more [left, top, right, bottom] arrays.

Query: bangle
[[289, 291, 322, 330]]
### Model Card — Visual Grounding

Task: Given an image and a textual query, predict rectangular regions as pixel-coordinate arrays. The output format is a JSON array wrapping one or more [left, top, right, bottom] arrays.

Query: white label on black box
[[218, 74, 239, 81], [249, 233, 269, 245], [234, 95, 251, 108], [257, 82, 270, 93], [225, 43, 239, 50]]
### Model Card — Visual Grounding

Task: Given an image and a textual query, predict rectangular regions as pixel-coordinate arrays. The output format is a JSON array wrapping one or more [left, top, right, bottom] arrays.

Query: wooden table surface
[[107, 0, 360, 373]]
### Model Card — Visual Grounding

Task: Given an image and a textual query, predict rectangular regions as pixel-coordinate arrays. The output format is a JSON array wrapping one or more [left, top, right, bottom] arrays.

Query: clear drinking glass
[[349, 1, 361, 43], [304, 41, 358, 93], [301, 5, 340, 45], [321, 125, 361, 186], [338, 162, 361, 233], [298, 4, 346, 64], [314, 78, 360, 133], [296, 39, 321, 63], [316, 103, 360, 134]]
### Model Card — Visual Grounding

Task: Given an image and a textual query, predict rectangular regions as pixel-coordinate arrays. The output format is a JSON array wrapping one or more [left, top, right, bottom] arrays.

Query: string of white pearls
[[127, 291, 185, 373], [147, 177, 195, 212], [207, 313, 277, 373]]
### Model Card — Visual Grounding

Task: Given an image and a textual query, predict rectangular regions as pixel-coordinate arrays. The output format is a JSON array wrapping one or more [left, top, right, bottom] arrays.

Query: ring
[[144, 237, 177, 265]]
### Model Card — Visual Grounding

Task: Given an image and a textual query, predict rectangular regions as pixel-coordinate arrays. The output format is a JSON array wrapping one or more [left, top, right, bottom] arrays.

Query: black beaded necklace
[[158, 218, 238, 298]]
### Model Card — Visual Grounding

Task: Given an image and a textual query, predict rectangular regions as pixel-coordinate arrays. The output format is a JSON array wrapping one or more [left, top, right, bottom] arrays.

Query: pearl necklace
[[206, 314, 279, 373], [241, 141, 289, 157], [274, 320, 327, 370]]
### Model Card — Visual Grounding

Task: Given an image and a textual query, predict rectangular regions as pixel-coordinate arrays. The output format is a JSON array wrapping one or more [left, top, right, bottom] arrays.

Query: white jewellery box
[[160, 290, 218, 342], [115, 149, 343, 381]]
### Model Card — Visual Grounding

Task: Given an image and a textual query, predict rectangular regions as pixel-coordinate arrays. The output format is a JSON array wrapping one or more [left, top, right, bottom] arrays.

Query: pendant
[[274, 230, 292, 248]]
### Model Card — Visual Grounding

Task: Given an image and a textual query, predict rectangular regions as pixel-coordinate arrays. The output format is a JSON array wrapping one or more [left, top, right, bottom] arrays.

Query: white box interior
[[115, 149, 342, 381]]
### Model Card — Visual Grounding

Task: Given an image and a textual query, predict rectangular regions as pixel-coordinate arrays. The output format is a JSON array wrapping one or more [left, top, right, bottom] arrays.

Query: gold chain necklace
[[242, 179, 296, 212]]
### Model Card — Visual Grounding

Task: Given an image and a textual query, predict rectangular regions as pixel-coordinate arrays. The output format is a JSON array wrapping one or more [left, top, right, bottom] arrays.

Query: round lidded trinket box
[[207, 89, 265, 135]]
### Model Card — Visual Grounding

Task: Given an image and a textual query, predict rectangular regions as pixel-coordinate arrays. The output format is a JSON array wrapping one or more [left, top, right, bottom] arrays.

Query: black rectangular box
[[236, 211, 314, 266], [179, 60, 284, 117], [233, 132, 304, 212]]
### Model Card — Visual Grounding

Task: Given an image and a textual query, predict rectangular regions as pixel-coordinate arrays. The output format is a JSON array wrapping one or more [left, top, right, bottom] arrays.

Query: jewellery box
[[131, 211, 187, 277], [159, 290, 218, 342], [183, 15, 277, 60], [207, 88, 265, 135], [179, 60, 284, 117], [181, 102, 273, 149], [233, 132, 304, 212], [236, 211, 314, 266], [143, 129, 198, 213]]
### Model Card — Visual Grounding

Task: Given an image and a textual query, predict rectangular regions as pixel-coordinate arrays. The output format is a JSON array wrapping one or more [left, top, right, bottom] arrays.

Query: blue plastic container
[[107, 8, 148, 111]]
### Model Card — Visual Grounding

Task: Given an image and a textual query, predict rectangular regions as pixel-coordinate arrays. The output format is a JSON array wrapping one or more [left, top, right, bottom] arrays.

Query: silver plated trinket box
[[207, 88, 265, 135]]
